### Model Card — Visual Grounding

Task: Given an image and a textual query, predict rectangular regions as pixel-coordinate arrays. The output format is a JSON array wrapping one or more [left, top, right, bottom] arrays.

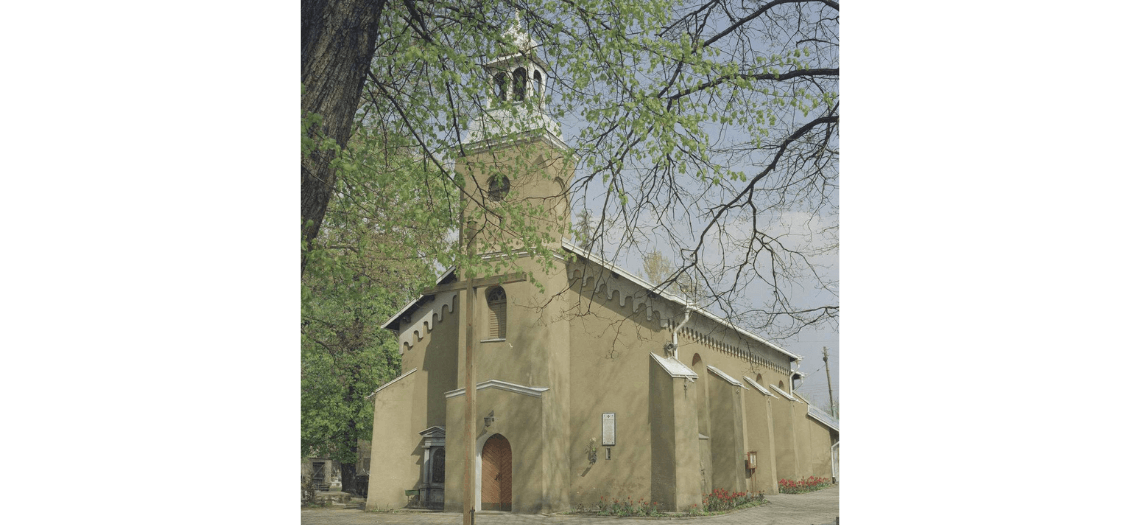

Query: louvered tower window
[[487, 287, 507, 339]]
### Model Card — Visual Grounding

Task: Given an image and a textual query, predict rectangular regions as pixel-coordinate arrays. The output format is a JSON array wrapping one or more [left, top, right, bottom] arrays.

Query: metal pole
[[822, 346, 836, 418], [462, 219, 477, 525]]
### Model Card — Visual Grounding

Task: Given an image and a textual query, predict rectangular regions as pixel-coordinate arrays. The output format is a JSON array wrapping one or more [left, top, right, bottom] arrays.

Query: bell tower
[[456, 14, 575, 255]]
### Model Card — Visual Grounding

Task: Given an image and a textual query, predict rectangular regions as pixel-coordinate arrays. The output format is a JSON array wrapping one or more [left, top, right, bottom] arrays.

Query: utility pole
[[462, 218, 477, 525], [822, 346, 836, 418]]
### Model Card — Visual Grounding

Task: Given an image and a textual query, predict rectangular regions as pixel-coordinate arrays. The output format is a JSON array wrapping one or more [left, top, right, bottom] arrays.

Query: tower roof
[[464, 12, 560, 146], [484, 11, 547, 70]]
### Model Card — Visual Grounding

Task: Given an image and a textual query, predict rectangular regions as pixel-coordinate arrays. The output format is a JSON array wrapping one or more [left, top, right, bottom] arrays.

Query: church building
[[364, 19, 839, 514]]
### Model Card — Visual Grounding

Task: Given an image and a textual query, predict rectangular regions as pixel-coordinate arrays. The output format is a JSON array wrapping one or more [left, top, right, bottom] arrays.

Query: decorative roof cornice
[[561, 240, 801, 362]]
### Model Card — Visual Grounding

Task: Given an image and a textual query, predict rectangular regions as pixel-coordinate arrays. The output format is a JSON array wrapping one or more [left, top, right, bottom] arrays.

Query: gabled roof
[[379, 242, 803, 365], [419, 426, 446, 437], [562, 240, 801, 362], [807, 405, 840, 432]]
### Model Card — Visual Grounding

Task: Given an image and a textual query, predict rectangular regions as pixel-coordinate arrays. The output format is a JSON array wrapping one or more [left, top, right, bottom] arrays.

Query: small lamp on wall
[[484, 410, 495, 427]]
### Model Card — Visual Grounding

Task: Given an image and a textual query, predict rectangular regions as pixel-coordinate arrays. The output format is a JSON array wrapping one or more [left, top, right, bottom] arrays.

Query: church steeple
[[457, 14, 575, 255], [486, 12, 547, 109], [463, 14, 564, 147]]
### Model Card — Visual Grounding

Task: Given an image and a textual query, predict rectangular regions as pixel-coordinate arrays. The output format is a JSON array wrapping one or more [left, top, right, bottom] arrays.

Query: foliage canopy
[[303, 0, 840, 336]]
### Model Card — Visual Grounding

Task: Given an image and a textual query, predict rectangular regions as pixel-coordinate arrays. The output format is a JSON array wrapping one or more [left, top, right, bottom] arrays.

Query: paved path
[[302, 486, 838, 525]]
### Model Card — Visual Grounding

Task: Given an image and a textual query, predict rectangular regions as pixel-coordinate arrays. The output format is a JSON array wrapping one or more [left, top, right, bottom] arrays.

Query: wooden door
[[481, 434, 512, 511]]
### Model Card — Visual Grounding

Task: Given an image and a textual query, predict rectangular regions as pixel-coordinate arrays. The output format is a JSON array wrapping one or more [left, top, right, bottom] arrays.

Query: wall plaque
[[602, 413, 616, 446]]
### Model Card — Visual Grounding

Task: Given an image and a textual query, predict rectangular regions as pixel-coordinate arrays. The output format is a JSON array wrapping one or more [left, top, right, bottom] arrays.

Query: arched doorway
[[481, 434, 512, 511]]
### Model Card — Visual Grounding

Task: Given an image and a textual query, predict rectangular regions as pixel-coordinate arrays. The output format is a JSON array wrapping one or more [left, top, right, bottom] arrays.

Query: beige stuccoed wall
[[370, 248, 809, 513], [707, 372, 746, 493], [768, 394, 800, 482], [560, 260, 799, 508], [368, 122, 826, 513], [453, 256, 573, 512], [806, 418, 836, 479], [648, 358, 677, 508], [563, 272, 661, 509], [673, 315, 797, 495], [365, 372, 421, 511], [443, 386, 548, 514], [454, 138, 574, 255], [411, 297, 460, 429], [648, 356, 702, 511], [791, 400, 812, 481], [367, 288, 461, 511], [742, 390, 779, 494]]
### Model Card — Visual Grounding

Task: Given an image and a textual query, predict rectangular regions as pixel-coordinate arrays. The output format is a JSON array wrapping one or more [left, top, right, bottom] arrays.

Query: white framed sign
[[602, 413, 615, 446]]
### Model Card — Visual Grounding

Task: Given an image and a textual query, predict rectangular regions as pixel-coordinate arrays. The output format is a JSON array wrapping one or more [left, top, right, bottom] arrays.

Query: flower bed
[[705, 488, 764, 512], [684, 489, 765, 515], [778, 476, 832, 494]]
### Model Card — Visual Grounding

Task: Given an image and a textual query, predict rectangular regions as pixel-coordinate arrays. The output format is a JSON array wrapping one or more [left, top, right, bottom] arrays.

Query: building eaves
[[807, 405, 840, 433], [561, 240, 802, 362]]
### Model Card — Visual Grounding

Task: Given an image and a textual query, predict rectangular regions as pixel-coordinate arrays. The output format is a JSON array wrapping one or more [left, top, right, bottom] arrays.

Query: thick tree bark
[[301, 0, 386, 274], [341, 462, 358, 495]]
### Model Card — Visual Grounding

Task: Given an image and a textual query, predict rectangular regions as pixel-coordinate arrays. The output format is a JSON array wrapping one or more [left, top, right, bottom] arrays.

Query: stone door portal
[[481, 434, 512, 511]]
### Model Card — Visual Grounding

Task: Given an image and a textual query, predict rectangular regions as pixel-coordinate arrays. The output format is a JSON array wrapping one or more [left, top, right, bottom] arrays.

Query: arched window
[[532, 70, 543, 100], [512, 67, 527, 101], [494, 72, 509, 101], [756, 373, 763, 384], [691, 353, 702, 367], [488, 175, 510, 201], [778, 380, 785, 390], [487, 287, 507, 339], [431, 448, 446, 483]]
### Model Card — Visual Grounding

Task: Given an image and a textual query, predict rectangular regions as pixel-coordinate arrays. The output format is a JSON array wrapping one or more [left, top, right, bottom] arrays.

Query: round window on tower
[[488, 175, 510, 201]]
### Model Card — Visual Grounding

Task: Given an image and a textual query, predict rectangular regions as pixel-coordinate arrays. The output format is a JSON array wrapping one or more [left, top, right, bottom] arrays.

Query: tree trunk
[[341, 462, 358, 495], [301, 0, 386, 274]]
